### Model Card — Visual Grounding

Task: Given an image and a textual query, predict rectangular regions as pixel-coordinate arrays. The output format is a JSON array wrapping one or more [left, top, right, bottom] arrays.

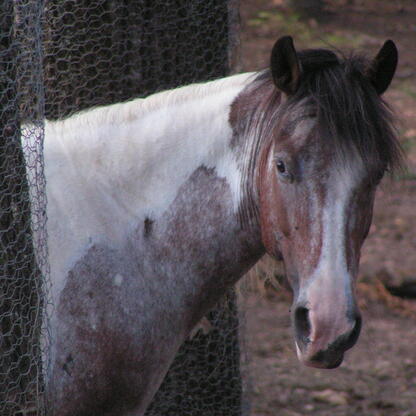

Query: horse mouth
[[304, 353, 344, 369], [295, 341, 345, 369]]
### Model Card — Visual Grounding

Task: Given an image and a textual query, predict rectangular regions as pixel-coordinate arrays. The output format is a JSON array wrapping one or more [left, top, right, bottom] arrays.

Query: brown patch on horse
[[143, 217, 154, 237], [344, 182, 376, 275], [49, 166, 263, 416]]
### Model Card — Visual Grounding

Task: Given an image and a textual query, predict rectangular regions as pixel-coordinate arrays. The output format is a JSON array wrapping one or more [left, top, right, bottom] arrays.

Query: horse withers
[[42, 36, 402, 415]]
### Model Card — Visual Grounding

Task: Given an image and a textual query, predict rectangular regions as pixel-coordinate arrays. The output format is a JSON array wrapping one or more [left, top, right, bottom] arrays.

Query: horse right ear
[[270, 36, 301, 95], [366, 40, 398, 95]]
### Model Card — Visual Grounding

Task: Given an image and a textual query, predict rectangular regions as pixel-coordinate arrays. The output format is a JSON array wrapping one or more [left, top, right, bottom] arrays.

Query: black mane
[[255, 47, 404, 176]]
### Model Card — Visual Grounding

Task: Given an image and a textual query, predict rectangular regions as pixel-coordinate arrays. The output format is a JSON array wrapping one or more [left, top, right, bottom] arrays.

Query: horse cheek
[[346, 191, 375, 275], [259, 168, 287, 259]]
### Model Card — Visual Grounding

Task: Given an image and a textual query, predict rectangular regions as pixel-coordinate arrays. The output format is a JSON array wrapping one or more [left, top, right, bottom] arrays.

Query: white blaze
[[305, 157, 365, 329], [317, 159, 363, 280]]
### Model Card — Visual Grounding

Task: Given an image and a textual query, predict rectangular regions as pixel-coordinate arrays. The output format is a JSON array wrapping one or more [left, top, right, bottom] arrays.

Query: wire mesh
[[43, 0, 239, 119], [1, 0, 247, 415], [0, 1, 48, 415], [146, 290, 249, 416]]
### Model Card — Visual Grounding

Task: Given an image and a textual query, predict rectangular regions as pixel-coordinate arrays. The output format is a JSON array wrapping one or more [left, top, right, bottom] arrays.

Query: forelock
[[285, 48, 404, 178]]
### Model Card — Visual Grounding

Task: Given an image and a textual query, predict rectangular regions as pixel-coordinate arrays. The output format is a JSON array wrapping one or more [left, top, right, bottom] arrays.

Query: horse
[[39, 36, 402, 415]]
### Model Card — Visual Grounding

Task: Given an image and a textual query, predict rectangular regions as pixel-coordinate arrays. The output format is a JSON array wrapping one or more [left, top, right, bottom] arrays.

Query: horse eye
[[276, 160, 286, 174]]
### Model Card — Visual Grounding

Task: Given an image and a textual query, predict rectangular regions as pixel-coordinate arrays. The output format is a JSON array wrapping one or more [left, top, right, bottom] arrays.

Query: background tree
[[43, 1, 245, 415]]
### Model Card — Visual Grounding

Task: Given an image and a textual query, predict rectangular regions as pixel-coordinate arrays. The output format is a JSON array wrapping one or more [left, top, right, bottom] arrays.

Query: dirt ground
[[238, 1, 416, 415]]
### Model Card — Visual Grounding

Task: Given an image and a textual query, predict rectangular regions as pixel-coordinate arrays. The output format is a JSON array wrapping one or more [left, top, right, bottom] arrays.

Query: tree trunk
[[43, 1, 244, 415]]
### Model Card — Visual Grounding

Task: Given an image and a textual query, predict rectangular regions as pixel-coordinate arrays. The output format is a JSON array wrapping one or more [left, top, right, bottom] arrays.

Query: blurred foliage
[[248, 9, 367, 48], [397, 79, 416, 100], [285, 0, 324, 18]]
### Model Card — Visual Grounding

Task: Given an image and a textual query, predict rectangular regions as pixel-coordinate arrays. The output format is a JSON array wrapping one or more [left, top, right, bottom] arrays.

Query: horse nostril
[[294, 306, 311, 345]]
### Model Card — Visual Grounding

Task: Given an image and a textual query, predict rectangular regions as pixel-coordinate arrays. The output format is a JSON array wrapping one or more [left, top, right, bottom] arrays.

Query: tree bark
[[43, 1, 244, 415]]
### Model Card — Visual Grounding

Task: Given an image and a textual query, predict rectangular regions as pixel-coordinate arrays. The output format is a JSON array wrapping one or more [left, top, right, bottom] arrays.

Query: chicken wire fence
[[1, 1, 250, 415], [0, 0, 48, 415]]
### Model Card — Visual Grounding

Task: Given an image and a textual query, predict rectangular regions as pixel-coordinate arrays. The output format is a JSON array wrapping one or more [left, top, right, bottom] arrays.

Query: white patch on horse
[[113, 273, 124, 286], [44, 72, 254, 309]]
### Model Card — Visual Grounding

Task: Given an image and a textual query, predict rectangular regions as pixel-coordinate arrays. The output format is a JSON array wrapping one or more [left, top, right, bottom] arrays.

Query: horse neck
[[44, 73, 258, 243], [44, 73, 266, 334]]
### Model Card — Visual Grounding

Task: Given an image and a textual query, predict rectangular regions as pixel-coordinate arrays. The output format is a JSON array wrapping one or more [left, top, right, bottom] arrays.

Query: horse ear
[[270, 36, 301, 95], [367, 40, 398, 95]]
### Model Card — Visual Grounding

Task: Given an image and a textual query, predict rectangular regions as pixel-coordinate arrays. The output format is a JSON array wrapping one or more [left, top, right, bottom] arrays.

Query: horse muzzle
[[292, 303, 362, 369]]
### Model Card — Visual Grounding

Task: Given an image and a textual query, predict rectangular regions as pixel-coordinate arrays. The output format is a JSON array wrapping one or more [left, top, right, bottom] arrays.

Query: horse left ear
[[270, 36, 302, 95], [367, 40, 398, 95]]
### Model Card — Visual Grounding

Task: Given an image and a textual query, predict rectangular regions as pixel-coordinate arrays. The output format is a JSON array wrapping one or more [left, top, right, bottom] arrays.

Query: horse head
[[256, 37, 402, 368]]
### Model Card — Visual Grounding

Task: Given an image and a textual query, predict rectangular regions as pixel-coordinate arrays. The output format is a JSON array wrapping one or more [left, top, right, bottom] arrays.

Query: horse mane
[[253, 47, 404, 177], [50, 72, 254, 131]]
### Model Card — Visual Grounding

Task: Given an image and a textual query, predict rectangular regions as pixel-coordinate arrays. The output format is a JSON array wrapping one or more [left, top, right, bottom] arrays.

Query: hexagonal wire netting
[[1, 1, 250, 415], [0, 0, 48, 415]]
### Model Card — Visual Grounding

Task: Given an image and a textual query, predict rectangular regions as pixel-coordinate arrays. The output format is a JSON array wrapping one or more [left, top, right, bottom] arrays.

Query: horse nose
[[294, 306, 312, 345], [293, 304, 362, 369]]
